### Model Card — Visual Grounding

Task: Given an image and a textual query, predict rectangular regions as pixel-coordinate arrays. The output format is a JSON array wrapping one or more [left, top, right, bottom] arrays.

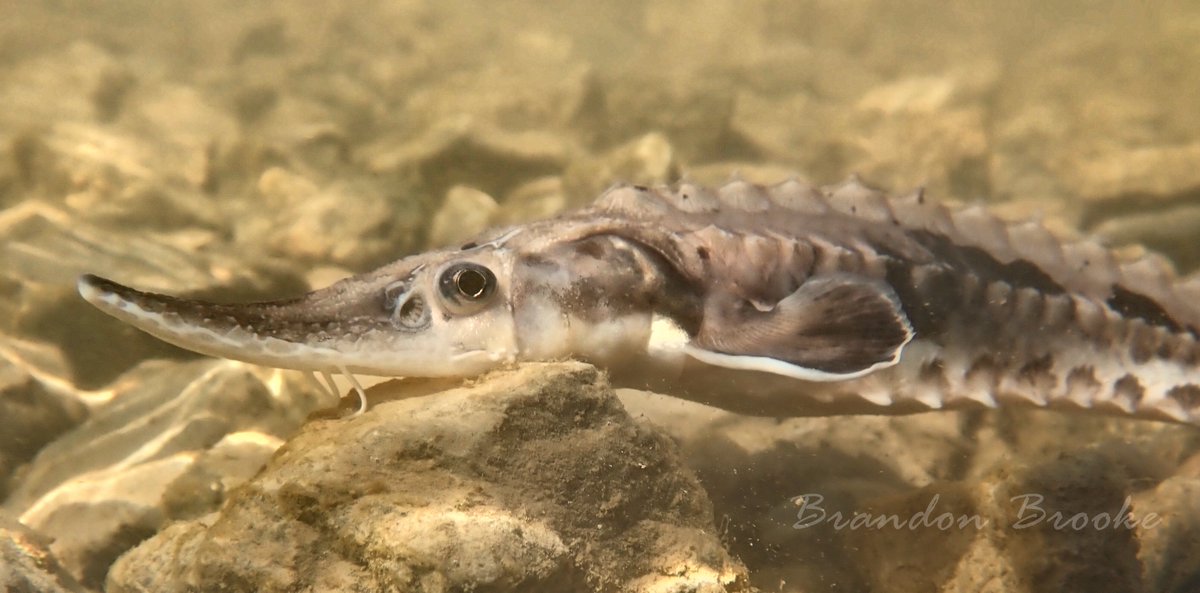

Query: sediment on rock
[[105, 362, 749, 593]]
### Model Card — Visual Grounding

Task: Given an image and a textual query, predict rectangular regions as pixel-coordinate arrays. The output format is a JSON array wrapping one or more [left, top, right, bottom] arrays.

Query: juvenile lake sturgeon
[[79, 178, 1200, 423]]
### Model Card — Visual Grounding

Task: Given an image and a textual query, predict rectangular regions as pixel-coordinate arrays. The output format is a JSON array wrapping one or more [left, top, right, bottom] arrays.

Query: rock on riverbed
[[0, 515, 87, 593], [105, 363, 749, 593], [3, 359, 330, 590]]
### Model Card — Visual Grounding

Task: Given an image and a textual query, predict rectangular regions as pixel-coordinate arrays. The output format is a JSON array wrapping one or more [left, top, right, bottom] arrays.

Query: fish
[[77, 177, 1200, 424]]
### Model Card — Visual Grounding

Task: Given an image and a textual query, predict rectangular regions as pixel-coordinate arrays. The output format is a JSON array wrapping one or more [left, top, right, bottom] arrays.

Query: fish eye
[[438, 262, 497, 314]]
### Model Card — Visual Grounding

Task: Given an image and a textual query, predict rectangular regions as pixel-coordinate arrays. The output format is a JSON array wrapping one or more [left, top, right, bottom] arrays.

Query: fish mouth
[[78, 274, 373, 373]]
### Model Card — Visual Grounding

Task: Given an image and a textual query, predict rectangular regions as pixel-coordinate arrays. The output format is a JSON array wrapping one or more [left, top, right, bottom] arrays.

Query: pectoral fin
[[688, 275, 914, 381]]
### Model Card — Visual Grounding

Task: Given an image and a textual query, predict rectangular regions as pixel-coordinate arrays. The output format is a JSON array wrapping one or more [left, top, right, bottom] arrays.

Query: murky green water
[[2, 1, 1199, 591]]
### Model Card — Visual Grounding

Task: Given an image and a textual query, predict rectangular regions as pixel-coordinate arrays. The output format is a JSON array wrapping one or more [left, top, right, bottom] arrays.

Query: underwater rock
[[848, 73, 994, 199], [116, 82, 238, 187], [620, 388, 1200, 592], [0, 354, 87, 501], [989, 16, 1200, 207], [561, 132, 678, 207], [0, 201, 308, 388], [1091, 202, 1200, 273], [1134, 471, 1200, 593], [0, 41, 125, 128], [106, 363, 749, 593], [494, 175, 569, 227], [4, 359, 330, 590], [0, 42, 236, 210], [237, 166, 401, 268], [826, 450, 1152, 593], [580, 74, 736, 164], [0, 202, 220, 292], [729, 91, 839, 177], [638, 404, 972, 591], [427, 185, 499, 249], [1069, 143, 1200, 202], [838, 482, 1004, 593], [0, 514, 87, 593], [400, 59, 590, 137], [979, 448, 1147, 593], [367, 119, 570, 200]]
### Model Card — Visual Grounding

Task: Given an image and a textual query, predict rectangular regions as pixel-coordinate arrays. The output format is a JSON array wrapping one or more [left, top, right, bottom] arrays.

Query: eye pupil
[[455, 269, 487, 299], [438, 263, 496, 313]]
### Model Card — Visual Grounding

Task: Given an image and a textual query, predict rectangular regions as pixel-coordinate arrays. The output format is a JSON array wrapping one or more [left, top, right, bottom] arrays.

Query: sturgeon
[[78, 178, 1200, 423]]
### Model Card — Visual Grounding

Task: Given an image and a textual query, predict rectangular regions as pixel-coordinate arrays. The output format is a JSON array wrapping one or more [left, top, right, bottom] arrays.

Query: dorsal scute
[[767, 178, 829, 214], [670, 181, 720, 213], [1007, 221, 1068, 278], [825, 176, 895, 223], [592, 184, 674, 219], [1114, 252, 1199, 332], [716, 179, 772, 212], [1060, 239, 1120, 294], [1119, 252, 1177, 296], [950, 205, 1015, 263], [888, 187, 957, 237]]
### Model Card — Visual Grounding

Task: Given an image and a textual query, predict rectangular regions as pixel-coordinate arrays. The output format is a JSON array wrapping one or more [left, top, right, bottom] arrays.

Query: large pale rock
[[107, 363, 748, 593], [4, 359, 330, 590]]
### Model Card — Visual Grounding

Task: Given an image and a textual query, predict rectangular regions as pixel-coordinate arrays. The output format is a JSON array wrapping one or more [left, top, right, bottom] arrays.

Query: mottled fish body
[[79, 178, 1200, 424]]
